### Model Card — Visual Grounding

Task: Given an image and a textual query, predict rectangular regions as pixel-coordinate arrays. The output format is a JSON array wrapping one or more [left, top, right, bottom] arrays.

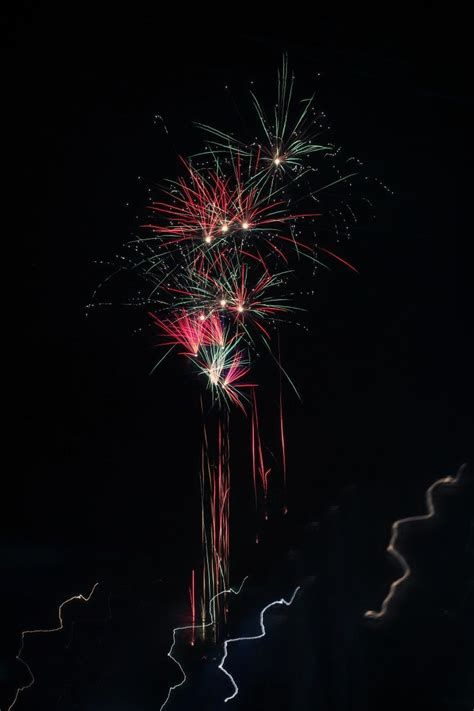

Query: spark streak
[[365, 465, 464, 620], [159, 577, 248, 711], [218, 585, 300, 703], [188, 569, 196, 647], [200, 415, 232, 635], [8, 582, 99, 710]]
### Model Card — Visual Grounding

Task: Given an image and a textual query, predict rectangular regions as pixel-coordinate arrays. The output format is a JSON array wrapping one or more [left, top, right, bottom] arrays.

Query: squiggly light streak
[[159, 577, 248, 711], [365, 465, 464, 620], [218, 585, 300, 703], [8, 582, 99, 710]]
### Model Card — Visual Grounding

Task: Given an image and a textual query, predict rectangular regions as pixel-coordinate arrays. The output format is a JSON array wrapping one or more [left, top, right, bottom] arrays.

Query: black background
[[2, 5, 473, 710]]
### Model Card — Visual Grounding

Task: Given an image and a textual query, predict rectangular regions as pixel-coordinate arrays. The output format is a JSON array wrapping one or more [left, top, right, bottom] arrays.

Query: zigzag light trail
[[218, 585, 300, 703], [365, 465, 464, 620], [159, 577, 248, 711], [7, 582, 99, 711]]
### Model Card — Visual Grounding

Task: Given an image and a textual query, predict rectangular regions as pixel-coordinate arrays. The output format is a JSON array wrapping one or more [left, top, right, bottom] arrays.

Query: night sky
[[2, 6, 473, 710]]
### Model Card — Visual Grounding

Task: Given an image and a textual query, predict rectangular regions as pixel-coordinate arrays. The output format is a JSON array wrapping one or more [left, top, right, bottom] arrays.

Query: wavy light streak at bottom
[[8, 582, 99, 710], [159, 577, 248, 711], [365, 465, 464, 620], [218, 585, 300, 703]]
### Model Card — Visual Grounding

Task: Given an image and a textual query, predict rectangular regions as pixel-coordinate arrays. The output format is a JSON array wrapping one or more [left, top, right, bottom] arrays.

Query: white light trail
[[8, 582, 99, 710], [365, 465, 464, 620], [218, 585, 300, 703], [159, 577, 248, 711]]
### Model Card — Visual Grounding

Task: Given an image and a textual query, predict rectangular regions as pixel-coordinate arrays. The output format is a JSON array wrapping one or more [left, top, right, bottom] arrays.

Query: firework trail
[[200, 413, 231, 639], [218, 585, 300, 703], [251, 390, 272, 517], [7, 582, 99, 710], [365, 465, 465, 620], [188, 570, 196, 647], [159, 577, 248, 711], [277, 330, 287, 495]]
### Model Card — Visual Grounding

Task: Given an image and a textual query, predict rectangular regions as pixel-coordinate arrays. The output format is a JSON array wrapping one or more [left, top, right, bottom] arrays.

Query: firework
[[95, 56, 365, 638], [92, 55, 364, 426]]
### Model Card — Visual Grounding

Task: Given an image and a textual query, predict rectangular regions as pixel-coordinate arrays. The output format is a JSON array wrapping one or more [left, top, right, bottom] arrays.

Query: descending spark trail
[[199, 412, 232, 639], [7, 582, 99, 711], [159, 577, 248, 711], [218, 585, 300, 703], [188, 569, 196, 647], [365, 465, 465, 620]]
